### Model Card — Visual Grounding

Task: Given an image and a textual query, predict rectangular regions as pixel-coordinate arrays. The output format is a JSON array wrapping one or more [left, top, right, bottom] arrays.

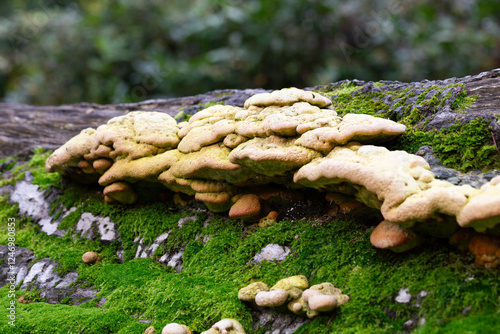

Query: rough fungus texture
[[238, 275, 349, 319], [46, 88, 500, 263]]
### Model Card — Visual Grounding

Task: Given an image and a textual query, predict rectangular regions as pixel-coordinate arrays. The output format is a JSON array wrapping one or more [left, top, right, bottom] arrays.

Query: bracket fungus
[[239, 276, 349, 319], [46, 88, 500, 265]]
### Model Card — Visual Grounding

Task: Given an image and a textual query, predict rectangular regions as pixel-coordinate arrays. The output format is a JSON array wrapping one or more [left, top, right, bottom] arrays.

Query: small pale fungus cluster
[[238, 275, 349, 319], [46, 88, 500, 265], [153, 319, 245, 334]]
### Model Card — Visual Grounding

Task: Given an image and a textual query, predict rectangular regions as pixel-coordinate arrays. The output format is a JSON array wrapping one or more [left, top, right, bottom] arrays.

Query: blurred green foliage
[[1, 0, 499, 105]]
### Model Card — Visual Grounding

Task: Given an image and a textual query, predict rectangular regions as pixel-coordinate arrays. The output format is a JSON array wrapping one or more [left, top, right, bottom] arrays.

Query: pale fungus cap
[[255, 289, 288, 307], [162, 323, 192, 334], [244, 87, 332, 109], [271, 275, 309, 291], [92, 158, 113, 173], [307, 294, 338, 312], [238, 281, 270, 302], [168, 145, 241, 180], [95, 111, 179, 160], [302, 282, 349, 313], [178, 119, 236, 153], [229, 136, 321, 177], [98, 150, 182, 186], [457, 175, 500, 232], [235, 102, 337, 138], [296, 114, 406, 154], [46, 128, 96, 173], [201, 319, 245, 334]]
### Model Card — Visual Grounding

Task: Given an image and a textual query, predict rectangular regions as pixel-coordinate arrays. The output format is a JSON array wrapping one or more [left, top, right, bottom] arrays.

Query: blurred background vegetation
[[1, 0, 500, 105]]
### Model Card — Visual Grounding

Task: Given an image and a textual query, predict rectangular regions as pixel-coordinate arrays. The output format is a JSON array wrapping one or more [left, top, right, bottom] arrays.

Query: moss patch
[[315, 82, 497, 172]]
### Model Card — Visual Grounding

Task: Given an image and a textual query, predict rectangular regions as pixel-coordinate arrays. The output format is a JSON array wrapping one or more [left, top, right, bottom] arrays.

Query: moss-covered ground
[[1, 150, 500, 333]]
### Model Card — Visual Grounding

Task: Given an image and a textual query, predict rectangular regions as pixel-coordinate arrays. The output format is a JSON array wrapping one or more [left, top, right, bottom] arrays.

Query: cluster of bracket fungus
[[238, 275, 349, 319], [46, 87, 500, 264]]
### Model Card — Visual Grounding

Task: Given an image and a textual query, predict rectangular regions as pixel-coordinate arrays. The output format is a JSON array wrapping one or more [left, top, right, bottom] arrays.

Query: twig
[[492, 132, 500, 155], [94, 303, 107, 311], [327, 313, 335, 326]]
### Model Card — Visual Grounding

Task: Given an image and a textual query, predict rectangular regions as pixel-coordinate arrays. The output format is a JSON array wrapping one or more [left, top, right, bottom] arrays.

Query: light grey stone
[[253, 244, 291, 263], [395, 287, 412, 303], [76, 212, 119, 242]]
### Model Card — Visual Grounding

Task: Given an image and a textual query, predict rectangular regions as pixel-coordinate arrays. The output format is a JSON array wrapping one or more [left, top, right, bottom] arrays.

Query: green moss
[[3, 197, 500, 333], [0, 148, 61, 189], [29, 148, 62, 190], [393, 118, 500, 171], [174, 106, 188, 121], [315, 82, 496, 171]]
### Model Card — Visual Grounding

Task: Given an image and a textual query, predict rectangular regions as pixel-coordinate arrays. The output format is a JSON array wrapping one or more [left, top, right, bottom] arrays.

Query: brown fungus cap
[[103, 181, 138, 205], [229, 194, 261, 219], [370, 220, 421, 253], [468, 234, 500, 268], [82, 251, 101, 264]]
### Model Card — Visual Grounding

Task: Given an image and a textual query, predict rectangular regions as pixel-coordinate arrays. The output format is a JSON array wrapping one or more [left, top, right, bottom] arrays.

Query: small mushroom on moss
[[229, 194, 261, 220], [238, 281, 270, 303], [103, 181, 138, 205], [258, 211, 279, 228], [18, 296, 28, 304], [370, 220, 421, 253], [162, 323, 192, 334], [144, 326, 155, 334], [201, 319, 245, 334], [468, 234, 500, 268], [82, 251, 101, 264], [255, 289, 288, 307], [302, 283, 349, 315]]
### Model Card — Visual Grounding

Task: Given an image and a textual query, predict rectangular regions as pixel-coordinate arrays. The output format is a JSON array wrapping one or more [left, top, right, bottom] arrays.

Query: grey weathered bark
[[1, 70, 500, 159]]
